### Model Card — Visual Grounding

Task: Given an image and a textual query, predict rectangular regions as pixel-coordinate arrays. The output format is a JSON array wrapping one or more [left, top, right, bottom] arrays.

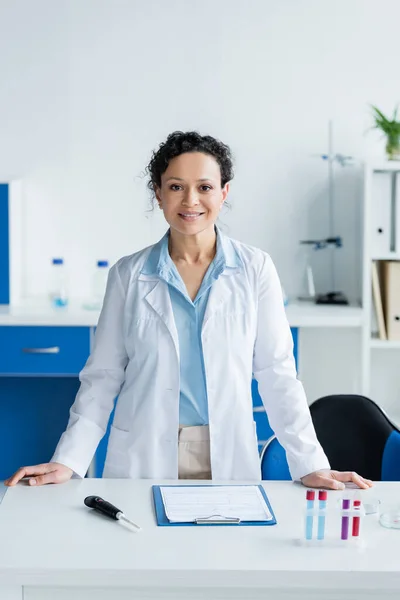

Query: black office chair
[[309, 394, 400, 481]]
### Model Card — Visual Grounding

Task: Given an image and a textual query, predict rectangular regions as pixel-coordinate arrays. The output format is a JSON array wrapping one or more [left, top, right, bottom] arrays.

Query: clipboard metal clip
[[194, 514, 241, 525]]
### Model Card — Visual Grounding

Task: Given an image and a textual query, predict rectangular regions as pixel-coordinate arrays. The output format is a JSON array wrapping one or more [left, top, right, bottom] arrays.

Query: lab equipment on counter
[[364, 498, 381, 515], [299, 120, 354, 305], [83, 260, 109, 310], [337, 495, 365, 543], [84, 495, 141, 532], [305, 489, 315, 540], [317, 490, 327, 540], [341, 498, 350, 540], [379, 500, 400, 529], [352, 497, 361, 537], [380, 509, 400, 528], [49, 258, 68, 308], [300, 490, 365, 547]]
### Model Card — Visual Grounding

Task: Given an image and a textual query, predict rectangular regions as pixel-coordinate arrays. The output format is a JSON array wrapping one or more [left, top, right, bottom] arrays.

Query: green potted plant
[[371, 105, 400, 160]]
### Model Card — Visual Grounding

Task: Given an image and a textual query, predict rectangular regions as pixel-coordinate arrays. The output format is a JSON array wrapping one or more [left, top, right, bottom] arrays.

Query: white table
[[0, 479, 398, 600]]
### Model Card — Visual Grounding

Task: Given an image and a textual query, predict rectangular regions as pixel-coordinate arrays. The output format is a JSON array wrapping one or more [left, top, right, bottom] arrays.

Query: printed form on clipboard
[[156, 485, 276, 525]]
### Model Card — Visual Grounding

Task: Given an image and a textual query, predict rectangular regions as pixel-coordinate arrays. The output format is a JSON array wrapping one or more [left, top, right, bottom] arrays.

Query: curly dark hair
[[146, 131, 234, 198]]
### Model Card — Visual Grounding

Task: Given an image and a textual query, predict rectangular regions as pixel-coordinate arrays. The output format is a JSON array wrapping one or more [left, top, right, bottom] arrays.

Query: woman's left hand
[[301, 469, 373, 490]]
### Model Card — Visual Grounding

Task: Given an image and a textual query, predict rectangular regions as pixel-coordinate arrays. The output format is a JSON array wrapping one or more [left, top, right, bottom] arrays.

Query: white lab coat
[[52, 231, 330, 481]]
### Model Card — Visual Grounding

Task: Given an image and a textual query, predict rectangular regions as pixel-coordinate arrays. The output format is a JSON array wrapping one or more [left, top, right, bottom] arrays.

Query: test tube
[[341, 498, 350, 540], [305, 490, 315, 540], [317, 490, 327, 540], [352, 498, 361, 537]]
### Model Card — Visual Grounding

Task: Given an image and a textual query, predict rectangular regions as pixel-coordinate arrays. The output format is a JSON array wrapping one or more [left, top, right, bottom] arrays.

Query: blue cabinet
[[0, 326, 90, 480], [0, 326, 90, 376], [0, 377, 81, 479]]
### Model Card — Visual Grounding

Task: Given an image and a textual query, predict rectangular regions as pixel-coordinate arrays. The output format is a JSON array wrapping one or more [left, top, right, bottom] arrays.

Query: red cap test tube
[[352, 499, 361, 537]]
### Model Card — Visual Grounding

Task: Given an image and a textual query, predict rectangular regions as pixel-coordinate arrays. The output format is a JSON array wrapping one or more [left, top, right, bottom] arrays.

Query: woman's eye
[[200, 185, 212, 192], [170, 184, 182, 191]]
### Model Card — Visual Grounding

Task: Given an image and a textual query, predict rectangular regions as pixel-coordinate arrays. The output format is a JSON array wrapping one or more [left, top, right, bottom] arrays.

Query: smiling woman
[[5, 131, 372, 491], [157, 151, 227, 231], [145, 132, 235, 302], [147, 131, 233, 201]]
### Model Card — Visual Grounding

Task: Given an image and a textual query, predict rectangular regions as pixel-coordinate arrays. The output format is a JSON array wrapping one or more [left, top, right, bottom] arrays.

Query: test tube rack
[[296, 490, 366, 548]]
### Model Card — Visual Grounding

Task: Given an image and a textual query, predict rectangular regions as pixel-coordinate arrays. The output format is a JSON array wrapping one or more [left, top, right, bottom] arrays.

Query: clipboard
[[152, 484, 277, 526]]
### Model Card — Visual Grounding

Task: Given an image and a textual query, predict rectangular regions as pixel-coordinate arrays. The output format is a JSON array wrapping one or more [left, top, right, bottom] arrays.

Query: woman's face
[[155, 152, 229, 237]]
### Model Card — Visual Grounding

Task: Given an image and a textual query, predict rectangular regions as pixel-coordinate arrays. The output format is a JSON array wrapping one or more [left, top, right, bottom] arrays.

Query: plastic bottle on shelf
[[84, 260, 109, 310], [49, 258, 69, 308]]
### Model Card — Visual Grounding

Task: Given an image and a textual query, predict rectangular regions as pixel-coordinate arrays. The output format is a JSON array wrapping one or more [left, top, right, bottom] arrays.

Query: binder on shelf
[[152, 484, 277, 527], [370, 172, 392, 257], [371, 261, 387, 340], [382, 261, 400, 341], [396, 173, 400, 255]]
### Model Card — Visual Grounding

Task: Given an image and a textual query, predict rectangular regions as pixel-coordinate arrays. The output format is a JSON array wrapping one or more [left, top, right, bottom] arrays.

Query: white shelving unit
[[369, 338, 400, 349], [362, 161, 400, 395]]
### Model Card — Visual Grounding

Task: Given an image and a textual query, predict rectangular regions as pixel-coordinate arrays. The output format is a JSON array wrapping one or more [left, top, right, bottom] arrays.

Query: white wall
[[1, 0, 399, 404]]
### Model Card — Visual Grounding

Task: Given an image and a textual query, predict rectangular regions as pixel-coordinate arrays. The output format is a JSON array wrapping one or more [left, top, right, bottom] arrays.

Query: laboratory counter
[[0, 301, 363, 328], [0, 479, 397, 600]]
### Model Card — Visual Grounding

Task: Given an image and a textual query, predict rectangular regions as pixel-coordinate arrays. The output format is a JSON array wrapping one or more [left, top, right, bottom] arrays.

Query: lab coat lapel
[[142, 278, 180, 359]]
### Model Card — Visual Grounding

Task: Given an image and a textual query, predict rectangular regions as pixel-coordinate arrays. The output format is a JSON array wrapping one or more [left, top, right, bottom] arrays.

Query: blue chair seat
[[382, 430, 400, 481], [260, 436, 291, 480]]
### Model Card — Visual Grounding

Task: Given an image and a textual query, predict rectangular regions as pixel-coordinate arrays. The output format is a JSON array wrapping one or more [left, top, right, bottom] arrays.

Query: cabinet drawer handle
[[253, 406, 266, 413], [22, 346, 60, 354]]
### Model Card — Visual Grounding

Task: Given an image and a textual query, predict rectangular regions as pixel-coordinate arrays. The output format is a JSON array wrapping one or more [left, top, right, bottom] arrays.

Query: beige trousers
[[178, 425, 212, 479]]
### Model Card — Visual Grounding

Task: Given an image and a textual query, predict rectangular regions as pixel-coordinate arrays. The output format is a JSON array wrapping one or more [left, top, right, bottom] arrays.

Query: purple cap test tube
[[341, 498, 350, 540]]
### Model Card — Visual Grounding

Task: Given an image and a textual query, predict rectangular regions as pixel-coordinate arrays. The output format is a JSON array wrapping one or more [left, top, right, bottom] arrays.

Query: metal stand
[[299, 120, 354, 305]]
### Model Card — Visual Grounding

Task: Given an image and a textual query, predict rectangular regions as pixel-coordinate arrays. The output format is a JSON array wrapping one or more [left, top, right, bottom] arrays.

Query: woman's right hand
[[4, 462, 73, 487]]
